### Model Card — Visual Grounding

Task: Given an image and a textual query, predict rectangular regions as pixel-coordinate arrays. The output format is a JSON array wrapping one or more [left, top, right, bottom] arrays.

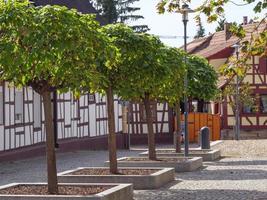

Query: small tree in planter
[[0, 1, 109, 194], [157, 47, 185, 153], [159, 52, 218, 153], [106, 25, 167, 160]]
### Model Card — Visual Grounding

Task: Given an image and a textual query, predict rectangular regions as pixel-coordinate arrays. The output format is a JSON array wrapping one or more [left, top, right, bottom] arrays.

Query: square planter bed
[[0, 183, 133, 200], [139, 149, 221, 161], [105, 157, 203, 172], [58, 167, 174, 190]]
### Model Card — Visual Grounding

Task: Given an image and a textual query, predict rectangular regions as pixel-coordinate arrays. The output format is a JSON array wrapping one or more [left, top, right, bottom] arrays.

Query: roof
[[32, 0, 106, 25], [187, 21, 267, 59]]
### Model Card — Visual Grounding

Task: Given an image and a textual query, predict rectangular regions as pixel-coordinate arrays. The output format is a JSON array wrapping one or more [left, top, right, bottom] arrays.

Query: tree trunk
[[175, 102, 182, 153], [143, 93, 156, 160], [42, 91, 58, 194], [197, 99, 204, 112], [106, 86, 118, 174]]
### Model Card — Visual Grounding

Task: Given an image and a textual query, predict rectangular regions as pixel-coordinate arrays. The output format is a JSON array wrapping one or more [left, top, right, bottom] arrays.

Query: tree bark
[[106, 86, 118, 174], [42, 91, 58, 194], [175, 102, 182, 153], [197, 99, 204, 112], [144, 93, 156, 160]]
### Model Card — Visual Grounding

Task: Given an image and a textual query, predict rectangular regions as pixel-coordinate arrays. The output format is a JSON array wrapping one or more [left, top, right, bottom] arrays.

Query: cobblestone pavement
[[1, 140, 267, 199], [135, 140, 267, 200], [135, 157, 267, 200]]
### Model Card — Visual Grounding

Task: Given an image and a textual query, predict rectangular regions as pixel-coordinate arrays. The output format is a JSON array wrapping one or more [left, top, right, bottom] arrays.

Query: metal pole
[[235, 51, 240, 140], [183, 19, 189, 157], [127, 106, 131, 150]]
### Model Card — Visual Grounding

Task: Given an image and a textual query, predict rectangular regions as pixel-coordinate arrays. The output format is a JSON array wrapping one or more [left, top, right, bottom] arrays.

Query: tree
[[216, 17, 226, 32], [117, 0, 150, 32], [0, 0, 109, 194], [194, 18, 206, 39], [158, 50, 218, 152], [92, 0, 149, 32], [157, 47, 185, 153], [106, 24, 166, 160]]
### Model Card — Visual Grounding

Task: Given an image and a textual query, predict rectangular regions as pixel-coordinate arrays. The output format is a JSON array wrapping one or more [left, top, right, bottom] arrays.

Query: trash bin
[[200, 126, 210, 149]]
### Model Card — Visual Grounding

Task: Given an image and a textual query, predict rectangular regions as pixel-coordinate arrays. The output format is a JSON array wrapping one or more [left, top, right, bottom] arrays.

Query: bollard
[[200, 126, 210, 149]]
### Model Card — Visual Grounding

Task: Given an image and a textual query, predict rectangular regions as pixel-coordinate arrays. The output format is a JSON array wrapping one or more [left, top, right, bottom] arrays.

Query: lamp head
[[179, 3, 194, 21], [232, 43, 240, 54]]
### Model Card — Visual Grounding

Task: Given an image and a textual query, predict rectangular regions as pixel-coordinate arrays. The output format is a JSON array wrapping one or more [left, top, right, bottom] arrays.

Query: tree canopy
[[158, 47, 185, 106], [187, 55, 218, 101], [0, 0, 109, 94]]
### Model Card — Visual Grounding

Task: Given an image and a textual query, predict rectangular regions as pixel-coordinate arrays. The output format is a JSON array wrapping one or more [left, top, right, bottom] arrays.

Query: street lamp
[[232, 43, 240, 140], [178, 3, 194, 157]]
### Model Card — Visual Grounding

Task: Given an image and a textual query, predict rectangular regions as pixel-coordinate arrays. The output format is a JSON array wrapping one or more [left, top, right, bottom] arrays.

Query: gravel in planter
[[0, 185, 110, 195], [0, 183, 133, 200], [109, 157, 203, 172], [58, 167, 175, 190], [69, 168, 159, 175]]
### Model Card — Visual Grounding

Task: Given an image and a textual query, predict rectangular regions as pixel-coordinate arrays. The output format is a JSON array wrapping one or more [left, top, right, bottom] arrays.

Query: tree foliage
[[0, 0, 110, 193], [187, 55, 218, 101], [158, 47, 185, 106], [92, 0, 149, 32], [194, 18, 206, 39], [216, 17, 226, 32], [0, 0, 108, 94]]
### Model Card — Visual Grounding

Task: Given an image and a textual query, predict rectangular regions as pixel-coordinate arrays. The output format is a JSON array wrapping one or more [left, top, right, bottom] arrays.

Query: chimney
[[243, 16, 248, 25], [224, 22, 231, 41]]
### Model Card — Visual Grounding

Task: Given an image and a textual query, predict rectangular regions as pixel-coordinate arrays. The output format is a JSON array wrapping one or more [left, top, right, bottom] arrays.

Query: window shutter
[[259, 57, 267, 73]]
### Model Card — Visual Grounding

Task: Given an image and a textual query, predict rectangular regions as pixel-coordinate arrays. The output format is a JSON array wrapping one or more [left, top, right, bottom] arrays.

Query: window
[[88, 93, 95, 104], [15, 90, 23, 123], [243, 104, 254, 113], [0, 84, 3, 125], [261, 95, 267, 113], [33, 92, 41, 128]]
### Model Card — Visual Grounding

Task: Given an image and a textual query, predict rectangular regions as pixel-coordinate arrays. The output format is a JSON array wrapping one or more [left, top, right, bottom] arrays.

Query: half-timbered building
[[187, 17, 267, 139]]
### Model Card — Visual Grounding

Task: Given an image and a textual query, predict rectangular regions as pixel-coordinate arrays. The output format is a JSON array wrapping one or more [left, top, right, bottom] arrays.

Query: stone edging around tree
[[57, 167, 175, 190], [0, 183, 133, 200]]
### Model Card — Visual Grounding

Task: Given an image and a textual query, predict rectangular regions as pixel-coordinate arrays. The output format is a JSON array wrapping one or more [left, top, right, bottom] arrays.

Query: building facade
[[187, 18, 267, 138]]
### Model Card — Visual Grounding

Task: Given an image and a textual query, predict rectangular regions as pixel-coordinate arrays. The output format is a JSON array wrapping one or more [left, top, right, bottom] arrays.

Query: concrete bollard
[[200, 126, 210, 149]]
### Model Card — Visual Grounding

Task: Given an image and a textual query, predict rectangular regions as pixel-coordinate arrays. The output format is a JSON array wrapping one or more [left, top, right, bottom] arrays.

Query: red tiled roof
[[187, 21, 267, 59]]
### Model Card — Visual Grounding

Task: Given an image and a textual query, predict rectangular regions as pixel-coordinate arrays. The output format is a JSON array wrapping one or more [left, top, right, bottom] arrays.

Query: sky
[[128, 0, 265, 47]]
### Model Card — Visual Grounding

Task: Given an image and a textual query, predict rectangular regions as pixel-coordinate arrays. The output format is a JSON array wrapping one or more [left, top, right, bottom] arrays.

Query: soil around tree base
[[69, 168, 159, 176], [0, 185, 111, 195]]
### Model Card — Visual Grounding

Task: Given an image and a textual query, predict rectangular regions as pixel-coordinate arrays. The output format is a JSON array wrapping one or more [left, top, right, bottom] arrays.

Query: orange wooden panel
[[194, 113, 200, 142], [181, 113, 221, 142], [188, 113, 195, 142], [212, 115, 221, 140]]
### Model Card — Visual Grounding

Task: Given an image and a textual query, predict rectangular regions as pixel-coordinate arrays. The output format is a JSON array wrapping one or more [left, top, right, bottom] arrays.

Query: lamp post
[[232, 43, 240, 140], [179, 3, 194, 157]]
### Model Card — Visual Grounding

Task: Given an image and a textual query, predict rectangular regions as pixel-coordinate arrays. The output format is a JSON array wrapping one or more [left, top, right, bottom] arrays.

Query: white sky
[[129, 0, 265, 47]]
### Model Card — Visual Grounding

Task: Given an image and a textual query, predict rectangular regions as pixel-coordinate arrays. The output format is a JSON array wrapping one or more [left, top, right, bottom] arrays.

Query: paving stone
[[0, 140, 267, 200]]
